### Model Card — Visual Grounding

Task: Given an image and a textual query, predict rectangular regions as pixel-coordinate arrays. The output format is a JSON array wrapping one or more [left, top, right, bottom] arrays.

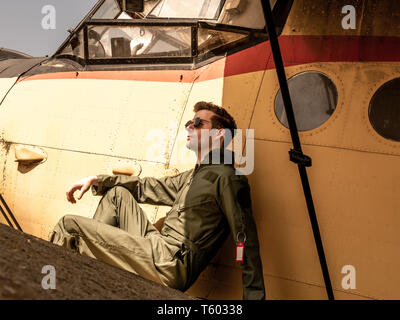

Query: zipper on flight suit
[[177, 169, 216, 215], [177, 199, 214, 214], [175, 172, 195, 215], [165, 171, 195, 218], [186, 174, 194, 186]]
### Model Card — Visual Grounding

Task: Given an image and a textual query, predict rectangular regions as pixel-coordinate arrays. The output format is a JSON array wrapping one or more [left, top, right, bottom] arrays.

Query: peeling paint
[[0, 136, 12, 189]]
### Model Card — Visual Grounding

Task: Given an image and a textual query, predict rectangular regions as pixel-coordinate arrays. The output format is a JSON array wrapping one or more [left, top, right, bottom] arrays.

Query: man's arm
[[91, 171, 192, 206], [218, 175, 266, 300], [65, 170, 192, 207]]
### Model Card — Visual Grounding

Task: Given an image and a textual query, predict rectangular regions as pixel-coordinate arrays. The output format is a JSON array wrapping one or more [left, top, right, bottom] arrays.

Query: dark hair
[[193, 101, 237, 143]]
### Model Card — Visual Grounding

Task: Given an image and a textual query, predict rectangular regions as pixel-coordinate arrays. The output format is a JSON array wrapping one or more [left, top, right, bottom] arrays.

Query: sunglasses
[[184, 117, 210, 128]]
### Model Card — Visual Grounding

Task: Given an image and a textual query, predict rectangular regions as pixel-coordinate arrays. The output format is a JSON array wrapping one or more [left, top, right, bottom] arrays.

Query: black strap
[[0, 193, 23, 232], [261, 0, 334, 300], [0, 203, 14, 229]]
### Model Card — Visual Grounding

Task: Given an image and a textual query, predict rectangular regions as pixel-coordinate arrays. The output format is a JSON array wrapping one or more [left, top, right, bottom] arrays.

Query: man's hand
[[66, 176, 98, 204]]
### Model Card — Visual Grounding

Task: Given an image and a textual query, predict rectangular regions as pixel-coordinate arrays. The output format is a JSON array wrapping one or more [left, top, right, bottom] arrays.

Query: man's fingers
[[66, 184, 82, 203], [77, 183, 90, 200], [66, 177, 95, 203]]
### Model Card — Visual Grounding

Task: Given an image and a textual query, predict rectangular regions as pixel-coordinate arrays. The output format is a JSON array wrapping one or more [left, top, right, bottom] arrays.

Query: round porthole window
[[369, 78, 400, 142], [274, 71, 338, 131]]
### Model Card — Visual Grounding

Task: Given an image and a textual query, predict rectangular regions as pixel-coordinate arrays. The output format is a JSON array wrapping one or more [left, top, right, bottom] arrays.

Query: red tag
[[236, 242, 244, 262]]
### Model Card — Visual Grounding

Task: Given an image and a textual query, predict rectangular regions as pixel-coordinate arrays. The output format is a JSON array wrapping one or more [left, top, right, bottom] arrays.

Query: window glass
[[88, 25, 191, 58], [91, 0, 121, 19], [150, 0, 222, 19], [369, 78, 400, 142], [58, 30, 84, 59], [274, 72, 338, 131], [219, 0, 267, 29], [198, 28, 247, 55], [117, 11, 134, 19]]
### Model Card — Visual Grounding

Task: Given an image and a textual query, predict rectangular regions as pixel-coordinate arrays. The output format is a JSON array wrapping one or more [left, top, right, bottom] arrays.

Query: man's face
[[185, 110, 222, 153]]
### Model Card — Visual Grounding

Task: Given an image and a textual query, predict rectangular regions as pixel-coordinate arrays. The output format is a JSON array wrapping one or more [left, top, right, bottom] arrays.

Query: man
[[50, 101, 265, 300]]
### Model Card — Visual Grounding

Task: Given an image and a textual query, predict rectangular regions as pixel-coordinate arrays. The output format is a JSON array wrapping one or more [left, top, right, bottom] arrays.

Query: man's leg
[[50, 186, 157, 247], [49, 186, 187, 289], [92, 185, 159, 237]]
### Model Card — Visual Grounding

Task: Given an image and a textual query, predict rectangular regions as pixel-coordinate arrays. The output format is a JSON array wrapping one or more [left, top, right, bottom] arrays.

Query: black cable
[[261, 0, 334, 300], [0, 202, 14, 229], [0, 194, 23, 232]]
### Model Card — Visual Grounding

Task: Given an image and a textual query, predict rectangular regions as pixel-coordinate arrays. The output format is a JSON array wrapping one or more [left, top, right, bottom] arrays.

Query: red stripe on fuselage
[[276, 35, 400, 65], [19, 35, 400, 83], [224, 35, 400, 76]]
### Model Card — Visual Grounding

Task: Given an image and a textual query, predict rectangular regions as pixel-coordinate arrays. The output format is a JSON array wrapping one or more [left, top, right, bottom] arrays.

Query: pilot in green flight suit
[[49, 102, 265, 300]]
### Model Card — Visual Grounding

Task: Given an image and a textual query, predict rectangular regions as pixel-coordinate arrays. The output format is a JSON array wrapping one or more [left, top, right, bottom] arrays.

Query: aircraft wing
[[0, 57, 47, 78], [0, 51, 47, 103]]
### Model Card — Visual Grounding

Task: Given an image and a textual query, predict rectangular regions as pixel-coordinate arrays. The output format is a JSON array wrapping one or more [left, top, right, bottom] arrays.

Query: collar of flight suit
[[194, 148, 235, 172]]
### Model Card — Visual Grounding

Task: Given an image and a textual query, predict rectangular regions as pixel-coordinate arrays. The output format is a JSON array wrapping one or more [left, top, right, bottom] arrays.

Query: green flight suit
[[49, 149, 265, 300]]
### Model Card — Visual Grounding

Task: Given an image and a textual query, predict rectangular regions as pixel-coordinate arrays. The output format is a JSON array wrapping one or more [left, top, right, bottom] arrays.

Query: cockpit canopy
[[147, 0, 223, 19], [89, 0, 269, 27], [54, 0, 278, 66]]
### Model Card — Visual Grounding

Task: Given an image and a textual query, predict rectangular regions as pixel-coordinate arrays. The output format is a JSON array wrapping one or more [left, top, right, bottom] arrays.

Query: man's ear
[[218, 128, 225, 138], [218, 128, 225, 145]]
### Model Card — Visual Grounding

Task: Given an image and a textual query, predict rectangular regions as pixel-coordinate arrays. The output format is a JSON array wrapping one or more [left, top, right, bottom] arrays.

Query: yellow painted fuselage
[[0, 0, 399, 300]]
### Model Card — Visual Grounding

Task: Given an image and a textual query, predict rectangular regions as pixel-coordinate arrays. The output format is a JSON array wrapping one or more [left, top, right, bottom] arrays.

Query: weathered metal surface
[[1, 0, 400, 300], [283, 0, 400, 36]]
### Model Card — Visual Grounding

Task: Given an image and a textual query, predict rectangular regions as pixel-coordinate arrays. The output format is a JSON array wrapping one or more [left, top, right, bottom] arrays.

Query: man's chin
[[186, 141, 197, 151]]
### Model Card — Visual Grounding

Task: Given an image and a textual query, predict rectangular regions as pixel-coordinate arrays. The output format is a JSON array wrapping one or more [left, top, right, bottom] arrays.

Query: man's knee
[[94, 186, 138, 226], [105, 186, 134, 202], [60, 214, 84, 234], [49, 214, 81, 247]]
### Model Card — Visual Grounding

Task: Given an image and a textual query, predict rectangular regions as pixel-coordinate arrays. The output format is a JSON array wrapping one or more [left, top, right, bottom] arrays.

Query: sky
[[0, 0, 98, 57]]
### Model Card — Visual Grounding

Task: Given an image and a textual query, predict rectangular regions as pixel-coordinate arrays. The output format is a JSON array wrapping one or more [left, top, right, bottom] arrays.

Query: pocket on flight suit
[[176, 199, 215, 215], [174, 199, 225, 289], [150, 235, 181, 262], [150, 235, 187, 290], [176, 199, 220, 243]]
